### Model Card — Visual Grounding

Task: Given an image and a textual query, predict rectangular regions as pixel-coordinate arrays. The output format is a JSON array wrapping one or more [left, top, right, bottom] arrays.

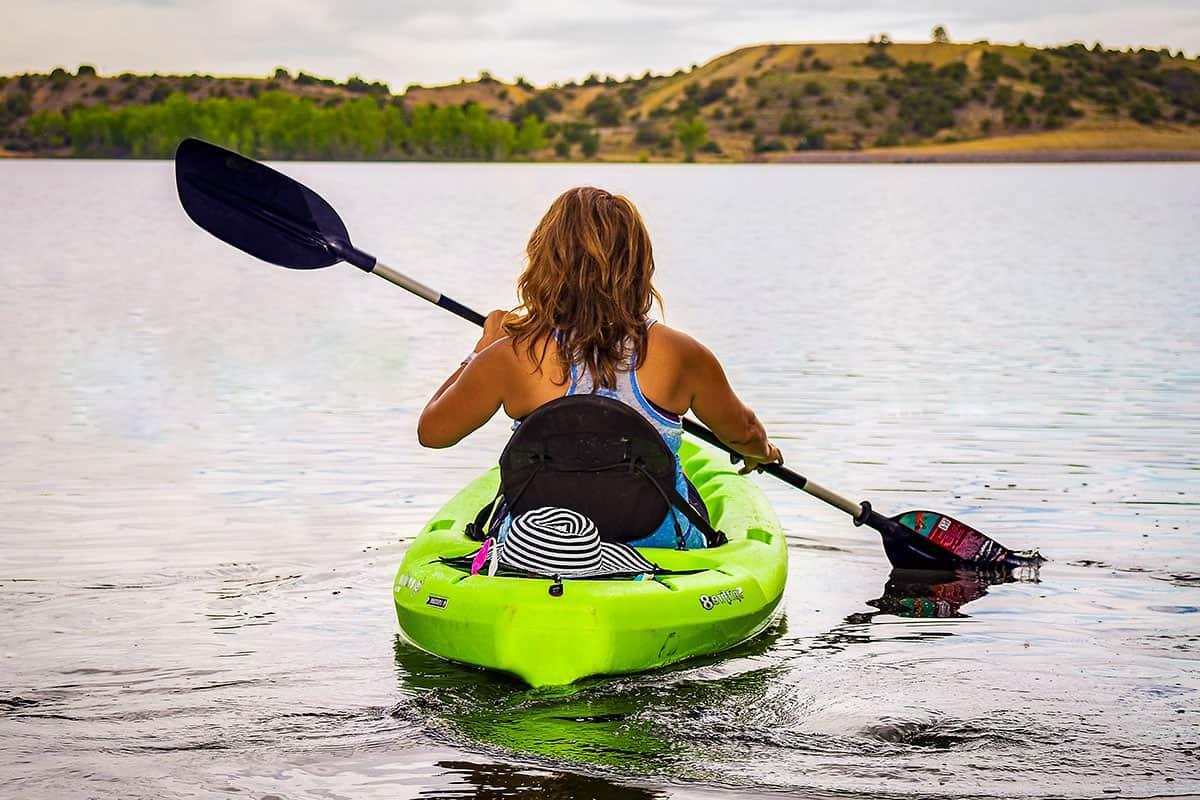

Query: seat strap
[[465, 462, 543, 541], [635, 465, 728, 548]]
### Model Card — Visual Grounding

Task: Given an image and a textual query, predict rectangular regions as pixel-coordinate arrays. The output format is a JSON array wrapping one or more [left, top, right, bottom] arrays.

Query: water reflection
[[421, 760, 666, 799], [390, 621, 790, 772], [846, 566, 1039, 624]]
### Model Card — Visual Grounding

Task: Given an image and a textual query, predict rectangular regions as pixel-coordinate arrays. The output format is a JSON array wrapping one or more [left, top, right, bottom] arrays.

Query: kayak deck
[[393, 439, 788, 687]]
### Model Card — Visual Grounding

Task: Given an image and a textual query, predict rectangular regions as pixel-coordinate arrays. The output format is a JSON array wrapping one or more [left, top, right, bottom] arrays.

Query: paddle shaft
[[678, 418, 864, 518], [368, 255, 868, 522], [326, 238, 487, 327], [373, 261, 485, 326]]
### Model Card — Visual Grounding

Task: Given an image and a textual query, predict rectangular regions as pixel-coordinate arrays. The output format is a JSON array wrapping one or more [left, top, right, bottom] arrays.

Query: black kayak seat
[[470, 394, 726, 548]]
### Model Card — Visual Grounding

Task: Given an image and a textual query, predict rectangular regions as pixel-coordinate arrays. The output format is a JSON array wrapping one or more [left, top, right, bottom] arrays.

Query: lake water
[[1, 159, 1198, 799]]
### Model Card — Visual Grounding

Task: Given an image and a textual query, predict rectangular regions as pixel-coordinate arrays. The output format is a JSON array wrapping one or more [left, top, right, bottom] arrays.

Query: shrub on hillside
[[874, 122, 903, 146], [509, 91, 562, 122], [22, 110, 68, 148], [979, 52, 1022, 83], [866, 85, 888, 111], [634, 123, 663, 146], [1162, 69, 1200, 113], [585, 93, 623, 126], [149, 82, 171, 103], [345, 76, 389, 94], [580, 130, 599, 156], [863, 48, 896, 69], [794, 128, 826, 150], [1, 92, 32, 127], [936, 62, 967, 83], [695, 78, 736, 105], [992, 84, 1014, 109], [1003, 108, 1032, 128], [778, 110, 808, 134], [674, 116, 708, 161], [898, 89, 958, 136], [296, 72, 335, 87], [1130, 94, 1162, 123], [752, 134, 786, 152]]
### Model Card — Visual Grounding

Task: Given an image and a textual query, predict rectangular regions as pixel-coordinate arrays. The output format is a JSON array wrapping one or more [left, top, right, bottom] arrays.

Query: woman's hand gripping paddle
[[174, 137, 1042, 570]]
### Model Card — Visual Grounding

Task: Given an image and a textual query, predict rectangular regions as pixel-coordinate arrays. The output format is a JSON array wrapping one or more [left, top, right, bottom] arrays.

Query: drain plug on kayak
[[549, 577, 564, 597]]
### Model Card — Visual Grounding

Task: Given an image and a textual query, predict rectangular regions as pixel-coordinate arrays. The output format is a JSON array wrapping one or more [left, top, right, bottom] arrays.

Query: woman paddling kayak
[[417, 186, 783, 549]]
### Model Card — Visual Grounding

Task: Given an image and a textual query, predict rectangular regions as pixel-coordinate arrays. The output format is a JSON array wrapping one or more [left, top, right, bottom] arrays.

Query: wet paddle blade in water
[[873, 508, 1043, 569]]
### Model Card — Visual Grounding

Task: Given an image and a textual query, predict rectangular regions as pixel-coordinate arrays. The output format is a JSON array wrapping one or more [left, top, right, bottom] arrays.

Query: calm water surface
[[1, 161, 1198, 799]]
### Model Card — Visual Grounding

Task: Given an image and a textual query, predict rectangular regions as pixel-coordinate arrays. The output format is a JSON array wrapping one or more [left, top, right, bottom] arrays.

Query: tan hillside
[[3, 40, 1198, 161]]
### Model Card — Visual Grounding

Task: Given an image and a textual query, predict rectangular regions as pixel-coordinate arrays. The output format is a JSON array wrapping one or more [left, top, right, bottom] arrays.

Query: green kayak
[[393, 439, 788, 687]]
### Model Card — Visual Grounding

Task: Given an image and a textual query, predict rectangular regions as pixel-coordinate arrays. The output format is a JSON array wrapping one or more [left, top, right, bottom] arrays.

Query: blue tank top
[[563, 320, 684, 454]]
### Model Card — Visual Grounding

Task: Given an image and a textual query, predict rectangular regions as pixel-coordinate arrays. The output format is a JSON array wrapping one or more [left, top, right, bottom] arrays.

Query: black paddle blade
[[175, 138, 354, 270], [860, 506, 1043, 570]]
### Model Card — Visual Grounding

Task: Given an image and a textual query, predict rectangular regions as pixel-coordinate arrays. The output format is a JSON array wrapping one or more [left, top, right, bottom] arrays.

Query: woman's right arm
[[682, 337, 783, 472]]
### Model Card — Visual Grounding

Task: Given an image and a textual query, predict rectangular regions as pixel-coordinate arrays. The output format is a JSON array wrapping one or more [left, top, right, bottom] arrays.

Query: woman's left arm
[[417, 310, 511, 448]]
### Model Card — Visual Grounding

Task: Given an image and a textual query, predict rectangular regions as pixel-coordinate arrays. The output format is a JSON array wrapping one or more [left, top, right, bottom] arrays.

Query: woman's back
[[417, 185, 781, 483], [495, 321, 689, 422]]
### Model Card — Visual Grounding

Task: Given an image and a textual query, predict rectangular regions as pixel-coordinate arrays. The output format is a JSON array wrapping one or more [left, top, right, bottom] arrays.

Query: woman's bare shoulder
[[648, 322, 714, 365]]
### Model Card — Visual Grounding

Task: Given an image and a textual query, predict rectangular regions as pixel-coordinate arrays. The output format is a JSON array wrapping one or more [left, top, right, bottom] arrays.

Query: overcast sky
[[6, 1, 1199, 88]]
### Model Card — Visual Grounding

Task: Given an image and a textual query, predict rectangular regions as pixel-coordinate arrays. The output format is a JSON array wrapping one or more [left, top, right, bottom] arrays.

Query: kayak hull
[[393, 439, 787, 687]]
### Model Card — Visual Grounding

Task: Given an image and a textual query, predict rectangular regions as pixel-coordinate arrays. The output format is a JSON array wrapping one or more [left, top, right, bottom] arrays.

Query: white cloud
[[3, 0, 1197, 88]]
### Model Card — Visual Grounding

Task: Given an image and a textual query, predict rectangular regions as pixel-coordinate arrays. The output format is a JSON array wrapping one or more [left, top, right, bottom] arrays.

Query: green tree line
[[22, 91, 546, 160]]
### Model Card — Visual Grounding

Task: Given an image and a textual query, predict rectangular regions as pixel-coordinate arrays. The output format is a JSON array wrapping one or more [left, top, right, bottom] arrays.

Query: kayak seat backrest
[[499, 393, 681, 544], [498, 394, 680, 544]]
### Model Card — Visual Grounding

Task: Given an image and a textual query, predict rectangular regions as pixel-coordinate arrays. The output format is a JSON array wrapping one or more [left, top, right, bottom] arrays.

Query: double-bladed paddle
[[174, 137, 1041, 570]]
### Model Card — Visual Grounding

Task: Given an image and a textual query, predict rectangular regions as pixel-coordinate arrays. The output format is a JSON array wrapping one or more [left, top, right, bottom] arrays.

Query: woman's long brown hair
[[505, 186, 662, 390]]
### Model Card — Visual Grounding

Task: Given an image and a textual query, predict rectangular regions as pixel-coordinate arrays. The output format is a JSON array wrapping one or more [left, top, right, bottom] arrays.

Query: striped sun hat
[[480, 507, 657, 578]]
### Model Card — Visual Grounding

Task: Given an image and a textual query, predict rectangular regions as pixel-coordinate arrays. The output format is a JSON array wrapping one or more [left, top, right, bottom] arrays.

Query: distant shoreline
[[4, 40, 1198, 163], [3, 147, 1196, 163], [773, 148, 1200, 163]]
